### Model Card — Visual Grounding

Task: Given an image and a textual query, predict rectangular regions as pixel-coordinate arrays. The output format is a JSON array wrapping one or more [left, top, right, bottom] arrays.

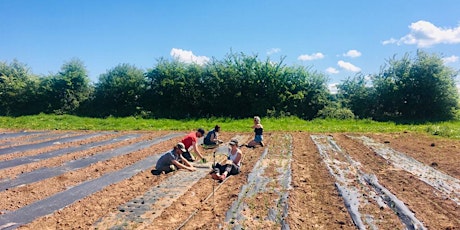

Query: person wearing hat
[[210, 139, 242, 181], [181, 128, 207, 162], [155, 142, 196, 173]]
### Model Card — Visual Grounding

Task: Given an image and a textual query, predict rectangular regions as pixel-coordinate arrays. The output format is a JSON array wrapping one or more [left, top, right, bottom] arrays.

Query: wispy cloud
[[338, 60, 361, 72], [326, 67, 339, 74], [343, 50, 362, 58], [328, 83, 339, 94], [442, 55, 459, 64], [267, 48, 281, 55], [298, 52, 325, 61], [170, 48, 209, 65], [382, 20, 460, 47]]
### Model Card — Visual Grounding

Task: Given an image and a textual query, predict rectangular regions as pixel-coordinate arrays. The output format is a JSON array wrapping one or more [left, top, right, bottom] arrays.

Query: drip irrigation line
[[176, 142, 265, 230], [175, 176, 230, 230]]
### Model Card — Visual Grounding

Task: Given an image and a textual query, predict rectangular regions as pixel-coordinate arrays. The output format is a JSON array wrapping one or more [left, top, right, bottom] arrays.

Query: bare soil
[[0, 130, 458, 229]]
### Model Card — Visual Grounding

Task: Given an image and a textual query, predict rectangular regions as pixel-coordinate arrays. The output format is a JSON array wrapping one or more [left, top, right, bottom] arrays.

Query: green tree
[[337, 73, 374, 119], [145, 52, 331, 119], [93, 63, 146, 117], [372, 51, 459, 122], [0, 60, 41, 116], [144, 59, 193, 118], [40, 58, 91, 114], [281, 65, 330, 119]]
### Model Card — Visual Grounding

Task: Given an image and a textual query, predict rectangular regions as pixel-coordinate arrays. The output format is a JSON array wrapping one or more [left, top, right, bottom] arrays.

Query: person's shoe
[[170, 165, 177, 171], [260, 141, 264, 147], [211, 172, 221, 180]]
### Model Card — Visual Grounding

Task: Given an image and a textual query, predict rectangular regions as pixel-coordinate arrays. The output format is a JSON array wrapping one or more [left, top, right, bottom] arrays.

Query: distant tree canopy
[[0, 51, 458, 122], [337, 50, 459, 122], [90, 63, 146, 117], [40, 58, 92, 115], [0, 60, 40, 116], [143, 53, 329, 119]]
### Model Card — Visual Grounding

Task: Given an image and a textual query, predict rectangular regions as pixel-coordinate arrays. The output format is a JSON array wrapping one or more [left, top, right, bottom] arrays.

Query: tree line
[[1, 51, 458, 122]]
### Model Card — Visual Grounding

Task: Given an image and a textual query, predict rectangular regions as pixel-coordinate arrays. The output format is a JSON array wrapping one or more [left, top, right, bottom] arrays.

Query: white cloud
[[338, 60, 361, 72], [382, 38, 397, 45], [170, 48, 209, 65], [442, 55, 459, 64], [328, 83, 338, 94], [382, 20, 460, 47], [343, 50, 362, 58], [297, 52, 325, 61], [326, 67, 339, 74], [267, 48, 281, 55]]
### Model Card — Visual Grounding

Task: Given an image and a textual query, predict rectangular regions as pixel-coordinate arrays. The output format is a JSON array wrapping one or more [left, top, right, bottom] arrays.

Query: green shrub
[[316, 105, 355, 120]]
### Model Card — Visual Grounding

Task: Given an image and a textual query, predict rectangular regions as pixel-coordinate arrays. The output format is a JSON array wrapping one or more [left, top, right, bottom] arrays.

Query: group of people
[[155, 116, 264, 181]]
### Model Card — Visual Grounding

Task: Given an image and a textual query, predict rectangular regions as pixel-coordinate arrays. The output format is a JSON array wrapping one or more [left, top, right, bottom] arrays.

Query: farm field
[[0, 129, 458, 229]]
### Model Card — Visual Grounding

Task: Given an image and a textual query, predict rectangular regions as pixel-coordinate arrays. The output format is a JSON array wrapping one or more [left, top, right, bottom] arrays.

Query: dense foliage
[[1, 51, 458, 122], [338, 51, 459, 122]]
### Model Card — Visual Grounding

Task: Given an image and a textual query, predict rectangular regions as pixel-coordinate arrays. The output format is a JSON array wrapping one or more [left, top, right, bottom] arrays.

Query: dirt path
[[0, 130, 458, 229]]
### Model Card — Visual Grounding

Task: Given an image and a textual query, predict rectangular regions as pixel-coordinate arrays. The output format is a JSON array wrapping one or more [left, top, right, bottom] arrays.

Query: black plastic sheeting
[[0, 132, 184, 229], [0, 133, 183, 191], [0, 133, 139, 169], [94, 166, 210, 228], [0, 132, 103, 156], [0, 131, 47, 140], [0, 132, 75, 147]]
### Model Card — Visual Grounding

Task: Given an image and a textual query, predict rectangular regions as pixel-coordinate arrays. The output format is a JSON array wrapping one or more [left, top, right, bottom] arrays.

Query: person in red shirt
[[181, 128, 206, 162]]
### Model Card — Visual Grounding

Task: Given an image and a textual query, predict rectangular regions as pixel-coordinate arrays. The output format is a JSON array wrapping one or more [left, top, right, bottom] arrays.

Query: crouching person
[[156, 143, 196, 174], [210, 139, 242, 181]]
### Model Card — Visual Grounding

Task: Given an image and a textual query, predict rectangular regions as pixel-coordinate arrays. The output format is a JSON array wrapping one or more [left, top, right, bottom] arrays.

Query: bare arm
[[172, 159, 196, 172], [210, 133, 217, 142], [193, 142, 205, 159]]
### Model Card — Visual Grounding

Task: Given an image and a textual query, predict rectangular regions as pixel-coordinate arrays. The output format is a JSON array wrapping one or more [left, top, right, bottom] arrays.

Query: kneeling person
[[182, 128, 206, 162], [156, 143, 196, 173]]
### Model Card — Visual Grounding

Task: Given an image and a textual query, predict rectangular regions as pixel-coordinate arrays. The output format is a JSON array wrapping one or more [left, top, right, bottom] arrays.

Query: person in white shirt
[[210, 139, 242, 181]]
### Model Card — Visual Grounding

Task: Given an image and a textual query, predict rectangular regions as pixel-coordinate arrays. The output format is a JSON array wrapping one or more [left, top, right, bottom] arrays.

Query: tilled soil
[[0, 130, 458, 229]]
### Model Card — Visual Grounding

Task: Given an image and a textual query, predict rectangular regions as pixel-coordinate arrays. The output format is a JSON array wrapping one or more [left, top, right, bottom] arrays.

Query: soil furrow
[[334, 133, 460, 229], [311, 134, 423, 229], [224, 133, 292, 229], [349, 135, 460, 205], [0, 130, 456, 229]]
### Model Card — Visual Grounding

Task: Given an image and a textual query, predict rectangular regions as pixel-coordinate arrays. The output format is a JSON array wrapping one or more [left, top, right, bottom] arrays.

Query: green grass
[[1, 114, 459, 139]]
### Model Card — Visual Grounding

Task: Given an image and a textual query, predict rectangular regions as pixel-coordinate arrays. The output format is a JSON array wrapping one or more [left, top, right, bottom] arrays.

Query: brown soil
[[0, 130, 458, 229]]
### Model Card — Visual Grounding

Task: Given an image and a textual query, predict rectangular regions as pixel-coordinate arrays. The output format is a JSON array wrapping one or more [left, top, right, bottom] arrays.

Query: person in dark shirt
[[155, 143, 196, 173], [246, 116, 264, 147], [203, 125, 223, 147]]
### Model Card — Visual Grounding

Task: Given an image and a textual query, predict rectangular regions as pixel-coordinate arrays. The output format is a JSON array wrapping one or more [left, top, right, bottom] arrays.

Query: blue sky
[[1, 0, 459, 92]]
